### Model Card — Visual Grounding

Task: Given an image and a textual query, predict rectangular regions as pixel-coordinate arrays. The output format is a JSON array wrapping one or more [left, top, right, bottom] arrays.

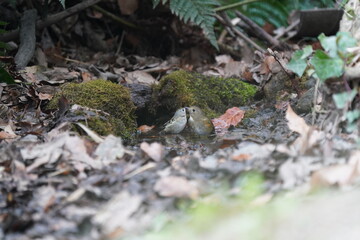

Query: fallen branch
[[0, 0, 102, 42], [235, 10, 289, 50], [14, 9, 37, 69], [216, 13, 265, 53]]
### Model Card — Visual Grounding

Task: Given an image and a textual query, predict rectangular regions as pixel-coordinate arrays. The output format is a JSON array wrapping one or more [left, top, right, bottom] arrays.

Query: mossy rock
[[48, 79, 136, 140], [151, 70, 257, 117]]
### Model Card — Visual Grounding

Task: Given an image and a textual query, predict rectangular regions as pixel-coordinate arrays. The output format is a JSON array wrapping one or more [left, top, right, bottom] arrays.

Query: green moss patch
[[48, 80, 136, 140], [151, 70, 257, 117]]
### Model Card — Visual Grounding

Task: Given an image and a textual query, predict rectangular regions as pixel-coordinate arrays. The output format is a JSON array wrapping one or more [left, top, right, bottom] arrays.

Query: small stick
[[235, 10, 287, 49], [216, 13, 265, 53]]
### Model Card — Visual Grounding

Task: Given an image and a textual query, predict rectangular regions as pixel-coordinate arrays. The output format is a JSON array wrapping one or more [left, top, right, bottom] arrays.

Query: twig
[[216, 13, 265, 53], [312, 78, 320, 125], [274, 19, 300, 40], [91, 5, 138, 29], [267, 48, 300, 95], [235, 10, 287, 49], [116, 30, 126, 55], [0, 0, 102, 42]]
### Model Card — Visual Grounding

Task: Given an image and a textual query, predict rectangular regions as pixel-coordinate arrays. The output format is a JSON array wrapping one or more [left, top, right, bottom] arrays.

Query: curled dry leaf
[[285, 105, 310, 134], [311, 150, 360, 188], [286, 105, 325, 153], [212, 107, 245, 130], [154, 176, 199, 199], [137, 125, 155, 134], [140, 142, 164, 162], [311, 164, 354, 188]]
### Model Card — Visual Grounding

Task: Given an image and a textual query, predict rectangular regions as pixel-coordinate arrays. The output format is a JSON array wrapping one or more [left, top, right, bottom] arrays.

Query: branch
[[235, 10, 288, 49], [0, 0, 102, 42], [14, 9, 37, 69]]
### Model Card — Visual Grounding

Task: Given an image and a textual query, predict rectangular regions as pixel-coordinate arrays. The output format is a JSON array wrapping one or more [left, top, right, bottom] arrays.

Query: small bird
[[187, 106, 214, 135], [161, 108, 187, 134]]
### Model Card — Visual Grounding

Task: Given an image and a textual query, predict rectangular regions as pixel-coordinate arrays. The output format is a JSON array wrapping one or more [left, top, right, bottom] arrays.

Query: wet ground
[[1, 100, 358, 239]]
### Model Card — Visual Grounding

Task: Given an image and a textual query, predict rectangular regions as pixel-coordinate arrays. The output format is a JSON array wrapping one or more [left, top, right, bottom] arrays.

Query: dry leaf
[[140, 142, 164, 162], [118, 0, 139, 15], [259, 56, 275, 75], [0, 131, 17, 139], [286, 105, 310, 134], [154, 176, 199, 199], [124, 70, 156, 86], [38, 92, 53, 100], [212, 107, 245, 130], [231, 153, 251, 161], [94, 135, 125, 163], [286, 105, 325, 153], [215, 54, 233, 65], [242, 67, 254, 82], [224, 61, 245, 78], [137, 125, 155, 134], [93, 191, 142, 235], [311, 164, 354, 188]]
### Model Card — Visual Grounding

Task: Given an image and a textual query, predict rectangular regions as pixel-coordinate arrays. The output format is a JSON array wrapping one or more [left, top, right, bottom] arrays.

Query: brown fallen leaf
[[140, 142, 164, 162], [137, 125, 155, 134], [0, 131, 17, 139], [38, 92, 53, 100], [118, 0, 139, 15], [286, 105, 325, 153], [212, 107, 245, 130], [231, 153, 251, 161], [154, 176, 199, 199], [285, 104, 310, 134]]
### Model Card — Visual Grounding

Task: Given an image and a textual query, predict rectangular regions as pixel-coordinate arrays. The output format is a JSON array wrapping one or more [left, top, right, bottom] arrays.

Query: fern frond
[[242, 1, 288, 28], [153, 0, 220, 49]]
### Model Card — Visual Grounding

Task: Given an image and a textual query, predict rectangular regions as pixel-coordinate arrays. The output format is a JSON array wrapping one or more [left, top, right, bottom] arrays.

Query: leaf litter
[[1, 62, 359, 239]]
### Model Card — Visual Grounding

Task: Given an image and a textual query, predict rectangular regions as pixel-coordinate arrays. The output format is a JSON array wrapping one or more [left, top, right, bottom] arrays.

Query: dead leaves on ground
[[212, 107, 245, 131]]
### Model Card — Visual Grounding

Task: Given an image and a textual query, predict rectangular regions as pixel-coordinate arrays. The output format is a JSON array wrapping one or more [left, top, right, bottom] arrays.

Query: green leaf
[[0, 21, 8, 26], [318, 33, 337, 57], [346, 110, 360, 123], [301, 45, 313, 59], [242, 1, 289, 28], [153, 0, 168, 8], [58, 0, 65, 8], [287, 58, 307, 77], [336, 31, 357, 54], [332, 89, 357, 109], [310, 50, 344, 81], [0, 67, 16, 84], [286, 45, 313, 77]]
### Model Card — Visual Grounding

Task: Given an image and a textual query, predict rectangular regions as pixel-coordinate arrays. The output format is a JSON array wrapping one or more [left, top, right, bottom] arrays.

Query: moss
[[244, 109, 257, 119], [48, 79, 136, 140], [151, 70, 257, 118]]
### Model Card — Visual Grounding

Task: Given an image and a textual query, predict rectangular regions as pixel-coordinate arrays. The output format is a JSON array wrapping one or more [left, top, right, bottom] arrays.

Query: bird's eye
[[192, 109, 196, 112]]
